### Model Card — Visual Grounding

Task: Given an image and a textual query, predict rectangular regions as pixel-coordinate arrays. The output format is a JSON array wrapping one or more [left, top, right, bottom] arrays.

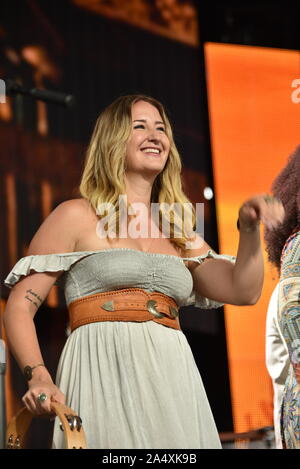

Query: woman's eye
[[133, 125, 165, 132]]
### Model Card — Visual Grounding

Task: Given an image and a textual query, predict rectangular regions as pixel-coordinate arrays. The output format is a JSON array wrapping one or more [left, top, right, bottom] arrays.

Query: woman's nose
[[146, 130, 160, 142]]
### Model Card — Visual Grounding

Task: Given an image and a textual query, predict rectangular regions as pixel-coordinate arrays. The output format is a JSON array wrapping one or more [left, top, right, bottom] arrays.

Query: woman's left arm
[[187, 194, 285, 306]]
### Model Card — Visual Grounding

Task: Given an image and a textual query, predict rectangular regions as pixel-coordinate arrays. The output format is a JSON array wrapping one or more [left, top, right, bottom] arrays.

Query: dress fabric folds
[[4, 247, 235, 449]]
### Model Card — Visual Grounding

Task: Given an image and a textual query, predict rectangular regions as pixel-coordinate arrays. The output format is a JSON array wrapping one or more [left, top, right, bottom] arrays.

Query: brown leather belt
[[68, 288, 181, 332]]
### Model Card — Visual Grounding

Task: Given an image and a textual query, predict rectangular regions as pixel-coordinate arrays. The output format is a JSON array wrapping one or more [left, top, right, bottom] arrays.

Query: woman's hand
[[22, 374, 66, 416], [238, 193, 285, 232]]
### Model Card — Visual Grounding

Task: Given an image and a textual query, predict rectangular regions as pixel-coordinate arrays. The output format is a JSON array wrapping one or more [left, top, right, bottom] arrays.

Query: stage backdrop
[[204, 42, 300, 432], [0, 0, 233, 446]]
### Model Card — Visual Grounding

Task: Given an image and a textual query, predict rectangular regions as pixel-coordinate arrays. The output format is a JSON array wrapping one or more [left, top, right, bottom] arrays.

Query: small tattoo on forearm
[[24, 296, 39, 308], [24, 289, 43, 309]]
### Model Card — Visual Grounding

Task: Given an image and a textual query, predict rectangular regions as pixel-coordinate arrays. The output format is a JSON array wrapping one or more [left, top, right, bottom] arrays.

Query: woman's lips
[[140, 147, 161, 156]]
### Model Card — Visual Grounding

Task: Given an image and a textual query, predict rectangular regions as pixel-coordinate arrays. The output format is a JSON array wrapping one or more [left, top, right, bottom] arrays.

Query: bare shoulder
[[57, 198, 95, 220], [26, 198, 93, 256]]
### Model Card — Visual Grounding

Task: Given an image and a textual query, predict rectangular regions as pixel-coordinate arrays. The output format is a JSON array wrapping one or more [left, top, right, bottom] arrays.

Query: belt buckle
[[146, 300, 165, 318], [168, 306, 179, 318], [147, 300, 178, 319]]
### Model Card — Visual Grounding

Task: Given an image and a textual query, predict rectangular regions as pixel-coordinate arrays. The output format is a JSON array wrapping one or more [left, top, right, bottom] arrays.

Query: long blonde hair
[[79, 94, 197, 254]]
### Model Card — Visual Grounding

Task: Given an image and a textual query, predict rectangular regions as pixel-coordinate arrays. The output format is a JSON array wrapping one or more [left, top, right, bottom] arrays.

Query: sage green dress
[[4, 248, 235, 449]]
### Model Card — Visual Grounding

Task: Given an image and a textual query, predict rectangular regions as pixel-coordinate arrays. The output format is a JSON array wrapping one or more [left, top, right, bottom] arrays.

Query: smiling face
[[125, 100, 171, 176]]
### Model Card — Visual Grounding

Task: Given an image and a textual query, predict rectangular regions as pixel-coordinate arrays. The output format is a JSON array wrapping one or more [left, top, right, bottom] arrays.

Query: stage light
[[203, 187, 214, 200]]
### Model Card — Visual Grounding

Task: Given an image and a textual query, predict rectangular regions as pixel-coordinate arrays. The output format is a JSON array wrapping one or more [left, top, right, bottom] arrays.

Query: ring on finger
[[37, 392, 47, 402], [264, 195, 274, 203], [264, 195, 280, 204]]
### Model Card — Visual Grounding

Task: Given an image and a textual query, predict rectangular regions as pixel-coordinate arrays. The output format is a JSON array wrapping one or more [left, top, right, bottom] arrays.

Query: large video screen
[[205, 42, 300, 432]]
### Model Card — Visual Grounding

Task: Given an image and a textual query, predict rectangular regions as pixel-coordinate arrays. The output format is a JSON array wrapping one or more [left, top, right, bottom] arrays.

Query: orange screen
[[204, 42, 300, 432]]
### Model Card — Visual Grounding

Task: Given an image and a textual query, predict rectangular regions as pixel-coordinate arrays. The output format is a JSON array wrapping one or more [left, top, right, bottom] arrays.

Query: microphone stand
[[4, 78, 75, 108], [0, 339, 6, 449]]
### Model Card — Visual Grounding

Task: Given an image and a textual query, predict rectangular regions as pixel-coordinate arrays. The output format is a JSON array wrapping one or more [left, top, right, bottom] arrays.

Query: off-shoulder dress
[[4, 248, 235, 449]]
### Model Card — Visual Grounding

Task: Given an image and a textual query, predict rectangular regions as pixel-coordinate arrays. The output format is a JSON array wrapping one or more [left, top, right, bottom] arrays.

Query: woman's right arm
[[3, 271, 66, 415], [3, 199, 82, 415]]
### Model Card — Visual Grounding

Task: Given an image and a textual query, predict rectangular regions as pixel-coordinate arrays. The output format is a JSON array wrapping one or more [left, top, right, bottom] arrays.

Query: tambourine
[[6, 401, 87, 449]]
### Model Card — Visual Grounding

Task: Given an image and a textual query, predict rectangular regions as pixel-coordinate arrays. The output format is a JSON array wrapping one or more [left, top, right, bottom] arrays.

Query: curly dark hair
[[264, 145, 300, 272]]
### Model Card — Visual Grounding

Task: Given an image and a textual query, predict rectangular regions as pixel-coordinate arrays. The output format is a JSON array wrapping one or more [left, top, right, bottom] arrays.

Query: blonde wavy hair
[[79, 94, 198, 254]]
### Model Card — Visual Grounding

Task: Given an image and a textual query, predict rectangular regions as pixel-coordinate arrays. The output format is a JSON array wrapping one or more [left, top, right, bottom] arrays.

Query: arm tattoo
[[24, 288, 43, 309]]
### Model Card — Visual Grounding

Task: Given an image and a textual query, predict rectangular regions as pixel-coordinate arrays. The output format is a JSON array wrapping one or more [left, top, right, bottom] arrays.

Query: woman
[[3, 94, 284, 449], [264, 146, 300, 449]]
